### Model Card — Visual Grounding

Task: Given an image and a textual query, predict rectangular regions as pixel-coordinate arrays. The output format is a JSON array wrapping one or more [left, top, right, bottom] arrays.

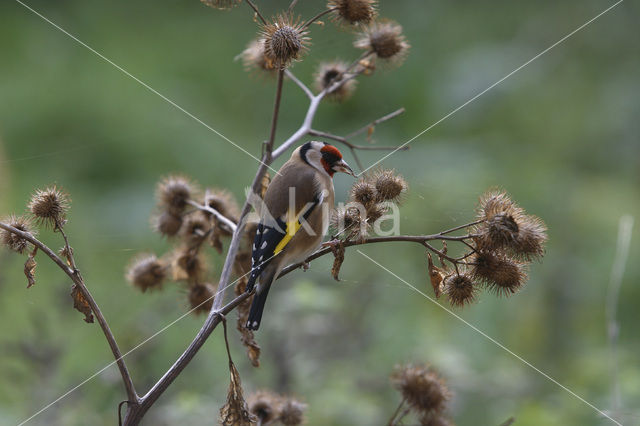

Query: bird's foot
[[301, 261, 310, 271]]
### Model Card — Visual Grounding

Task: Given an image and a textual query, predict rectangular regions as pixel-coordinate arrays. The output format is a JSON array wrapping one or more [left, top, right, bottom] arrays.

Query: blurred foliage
[[0, 0, 639, 425]]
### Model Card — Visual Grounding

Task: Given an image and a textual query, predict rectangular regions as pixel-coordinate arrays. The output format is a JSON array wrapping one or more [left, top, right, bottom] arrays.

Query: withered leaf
[[366, 124, 375, 141], [438, 240, 448, 268], [24, 248, 37, 289], [427, 253, 445, 299], [219, 347, 256, 425], [260, 172, 270, 199], [71, 284, 94, 323], [210, 229, 223, 254], [330, 242, 345, 282]]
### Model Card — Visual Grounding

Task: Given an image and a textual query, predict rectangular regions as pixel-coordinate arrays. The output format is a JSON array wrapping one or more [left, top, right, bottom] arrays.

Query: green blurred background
[[1, 0, 638, 425]]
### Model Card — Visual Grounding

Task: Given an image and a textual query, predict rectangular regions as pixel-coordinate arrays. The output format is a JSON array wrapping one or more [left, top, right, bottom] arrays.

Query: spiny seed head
[[365, 203, 386, 224], [443, 273, 477, 307], [188, 283, 216, 314], [261, 14, 309, 69], [248, 391, 282, 425], [420, 414, 454, 426], [278, 397, 307, 426], [372, 169, 407, 203], [153, 211, 183, 237], [200, 0, 241, 10], [1, 215, 37, 254], [475, 190, 547, 260], [240, 39, 277, 75], [126, 254, 166, 292], [157, 175, 196, 214], [329, 0, 377, 25], [350, 179, 377, 207], [471, 251, 527, 296], [28, 186, 70, 227], [314, 61, 357, 102], [180, 212, 211, 247], [391, 364, 452, 415], [355, 21, 409, 62], [204, 188, 239, 236], [172, 249, 207, 283]]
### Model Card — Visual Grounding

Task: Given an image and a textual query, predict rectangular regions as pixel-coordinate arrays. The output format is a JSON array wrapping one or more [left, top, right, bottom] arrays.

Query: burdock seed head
[[391, 364, 452, 415], [328, 0, 377, 25], [188, 282, 216, 314], [248, 391, 282, 425], [355, 21, 409, 62], [372, 169, 407, 203], [471, 251, 527, 296], [261, 14, 309, 69], [443, 273, 477, 307], [153, 211, 183, 237], [350, 178, 377, 207], [240, 39, 276, 75], [28, 186, 70, 228], [278, 397, 307, 426], [126, 254, 167, 292], [314, 61, 357, 102], [475, 190, 547, 260], [1, 215, 37, 254], [157, 175, 196, 215], [200, 0, 241, 10]]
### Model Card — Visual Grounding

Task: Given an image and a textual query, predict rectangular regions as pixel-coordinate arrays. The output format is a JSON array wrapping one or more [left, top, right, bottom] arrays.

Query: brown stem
[[346, 108, 406, 139], [186, 199, 237, 233], [122, 291, 253, 424], [288, 0, 299, 12], [266, 69, 285, 163], [279, 232, 476, 278], [387, 398, 406, 426], [0, 222, 138, 403], [308, 129, 410, 152], [303, 7, 337, 29], [244, 0, 266, 25]]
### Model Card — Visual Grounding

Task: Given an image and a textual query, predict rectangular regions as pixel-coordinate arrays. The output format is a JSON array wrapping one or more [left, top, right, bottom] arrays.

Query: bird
[[245, 141, 355, 330]]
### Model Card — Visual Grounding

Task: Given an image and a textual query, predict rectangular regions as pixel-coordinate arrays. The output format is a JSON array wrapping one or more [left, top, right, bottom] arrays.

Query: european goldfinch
[[245, 141, 355, 330]]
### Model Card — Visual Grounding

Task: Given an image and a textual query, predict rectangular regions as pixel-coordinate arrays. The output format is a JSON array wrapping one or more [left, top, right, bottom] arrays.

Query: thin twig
[[346, 108, 406, 139], [387, 397, 406, 426], [186, 199, 237, 233], [0, 222, 138, 403], [244, 0, 266, 25], [308, 129, 410, 151], [606, 215, 634, 421], [303, 7, 337, 29], [288, 0, 299, 13], [266, 69, 285, 162], [285, 69, 314, 99]]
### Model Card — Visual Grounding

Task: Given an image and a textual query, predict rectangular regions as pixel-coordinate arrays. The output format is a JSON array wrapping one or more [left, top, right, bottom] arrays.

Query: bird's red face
[[320, 145, 355, 177]]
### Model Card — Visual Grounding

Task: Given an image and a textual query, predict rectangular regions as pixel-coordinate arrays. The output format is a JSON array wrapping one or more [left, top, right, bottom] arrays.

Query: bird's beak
[[334, 159, 356, 177]]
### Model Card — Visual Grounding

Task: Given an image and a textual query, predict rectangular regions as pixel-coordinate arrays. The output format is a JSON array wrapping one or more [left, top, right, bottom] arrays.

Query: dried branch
[[244, 0, 266, 25], [186, 199, 237, 233], [346, 108, 406, 139], [0, 222, 138, 403]]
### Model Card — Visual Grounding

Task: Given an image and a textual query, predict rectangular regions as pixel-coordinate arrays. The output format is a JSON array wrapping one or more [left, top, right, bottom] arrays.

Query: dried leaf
[[427, 253, 445, 298], [58, 245, 74, 266], [438, 241, 448, 268], [330, 242, 345, 281], [260, 172, 270, 199], [71, 284, 94, 323], [235, 277, 261, 368], [210, 228, 223, 254], [24, 248, 37, 288], [220, 317, 256, 426], [366, 124, 375, 141]]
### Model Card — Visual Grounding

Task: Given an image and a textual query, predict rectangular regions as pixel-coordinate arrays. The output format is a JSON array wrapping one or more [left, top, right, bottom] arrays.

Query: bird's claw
[[302, 261, 310, 271]]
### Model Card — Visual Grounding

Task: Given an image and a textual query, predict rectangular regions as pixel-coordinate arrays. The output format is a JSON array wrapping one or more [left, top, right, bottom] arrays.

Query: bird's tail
[[246, 269, 276, 330]]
